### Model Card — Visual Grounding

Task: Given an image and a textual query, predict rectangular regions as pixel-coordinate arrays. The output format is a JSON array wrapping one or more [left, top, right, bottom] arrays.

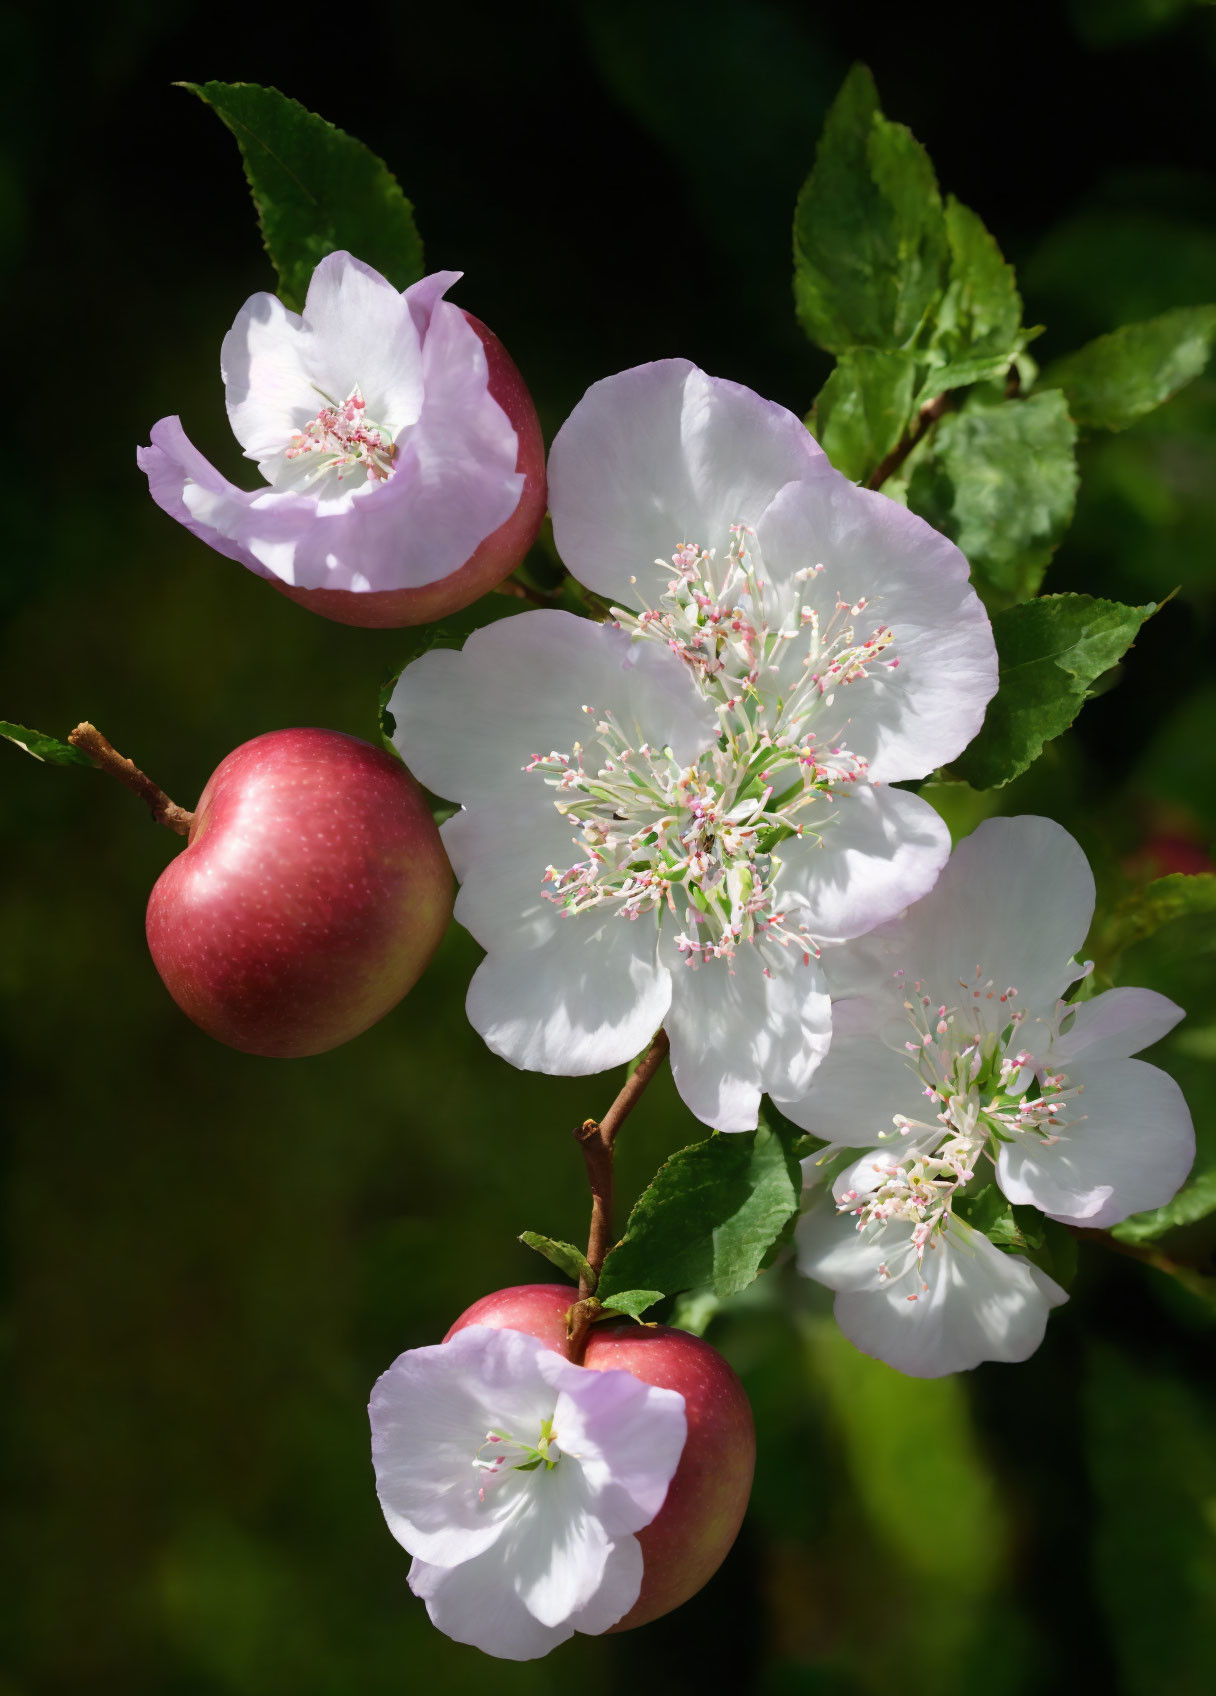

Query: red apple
[[146, 729, 452, 1056], [446, 1283, 755, 1631], [274, 314, 547, 628]]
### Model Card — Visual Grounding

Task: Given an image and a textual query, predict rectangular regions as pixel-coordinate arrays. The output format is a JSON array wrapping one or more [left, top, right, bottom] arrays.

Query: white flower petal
[[754, 475, 996, 780], [508, 1460, 615, 1627], [369, 1327, 556, 1566], [837, 815, 1095, 1021], [297, 250, 424, 434], [467, 908, 672, 1076], [548, 360, 828, 607], [1049, 987, 1184, 1067], [440, 800, 575, 955], [408, 1548, 573, 1661], [832, 1221, 1067, 1377], [996, 1057, 1195, 1228], [780, 783, 950, 945], [221, 292, 318, 466], [796, 1195, 900, 1293], [774, 996, 927, 1147], [540, 1355, 687, 1535], [664, 943, 832, 1131], [391, 610, 718, 805], [565, 1535, 644, 1636]]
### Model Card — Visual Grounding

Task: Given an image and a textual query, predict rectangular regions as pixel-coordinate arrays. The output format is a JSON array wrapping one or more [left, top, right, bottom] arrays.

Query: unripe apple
[[446, 1283, 755, 1630], [146, 729, 452, 1056], [274, 314, 547, 629]]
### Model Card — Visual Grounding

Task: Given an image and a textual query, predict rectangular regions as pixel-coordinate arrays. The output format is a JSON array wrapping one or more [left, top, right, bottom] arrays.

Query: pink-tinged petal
[[996, 1057, 1195, 1228], [663, 942, 832, 1132], [754, 475, 997, 781], [369, 1326, 555, 1566], [137, 417, 294, 580], [832, 1221, 1066, 1378], [781, 784, 951, 945], [1049, 986, 1184, 1067], [539, 1356, 686, 1534], [775, 996, 927, 1147], [403, 268, 464, 338], [390, 610, 718, 806], [408, 1550, 574, 1661], [508, 1460, 615, 1627], [548, 360, 829, 607], [466, 908, 672, 1077]]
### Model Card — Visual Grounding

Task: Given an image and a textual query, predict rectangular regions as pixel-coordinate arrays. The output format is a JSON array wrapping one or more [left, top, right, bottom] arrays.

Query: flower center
[[888, 970, 1086, 1156], [528, 528, 896, 967], [285, 385, 396, 487], [472, 1417, 560, 1502]]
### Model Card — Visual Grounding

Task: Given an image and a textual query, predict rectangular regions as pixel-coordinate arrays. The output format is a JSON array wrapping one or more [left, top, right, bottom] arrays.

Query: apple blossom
[[138, 252, 545, 626], [787, 815, 1195, 1376], [390, 360, 997, 1129], [369, 1324, 686, 1661]]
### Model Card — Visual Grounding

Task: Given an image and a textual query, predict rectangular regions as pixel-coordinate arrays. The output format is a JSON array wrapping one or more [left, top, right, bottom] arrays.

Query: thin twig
[[866, 391, 953, 490], [567, 1029, 670, 1359], [67, 722, 195, 836]]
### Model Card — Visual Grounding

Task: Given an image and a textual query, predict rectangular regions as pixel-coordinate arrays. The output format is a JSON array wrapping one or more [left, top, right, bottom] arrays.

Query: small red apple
[[274, 314, 547, 629], [446, 1283, 755, 1630], [146, 728, 452, 1056]]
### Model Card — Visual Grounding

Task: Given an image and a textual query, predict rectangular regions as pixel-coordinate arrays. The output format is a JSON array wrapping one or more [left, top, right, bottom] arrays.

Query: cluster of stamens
[[285, 384, 397, 486], [837, 967, 1089, 1295], [472, 1418, 560, 1503], [527, 527, 898, 968]]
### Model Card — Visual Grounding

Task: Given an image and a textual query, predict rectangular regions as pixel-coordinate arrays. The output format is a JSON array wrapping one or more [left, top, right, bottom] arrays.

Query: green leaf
[[596, 1123, 802, 1308], [517, 1232, 594, 1289], [1096, 872, 1216, 966], [916, 196, 1024, 408], [597, 1289, 663, 1322], [906, 391, 1078, 607], [667, 1287, 722, 1336], [809, 348, 916, 481], [1, 722, 91, 767], [1041, 304, 1216, 432], [793, 64, 948, 354], [952, 593, 1155, 789], [182, 82, 424, 311]]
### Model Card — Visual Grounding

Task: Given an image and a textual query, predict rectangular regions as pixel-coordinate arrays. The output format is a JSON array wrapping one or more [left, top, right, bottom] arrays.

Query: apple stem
[[67, 722, 195, 837], [568, 1027, 670, 1361]]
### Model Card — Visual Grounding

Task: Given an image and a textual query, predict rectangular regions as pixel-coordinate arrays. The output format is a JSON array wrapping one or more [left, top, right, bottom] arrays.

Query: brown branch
[[866, 390, 953, 491], [567, 1028, 670, 1359], [67, 722, 195, 836]]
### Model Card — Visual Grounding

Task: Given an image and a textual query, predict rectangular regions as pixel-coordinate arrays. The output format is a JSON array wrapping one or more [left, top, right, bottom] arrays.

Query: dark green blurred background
[[3, 2, 1216, 1691]]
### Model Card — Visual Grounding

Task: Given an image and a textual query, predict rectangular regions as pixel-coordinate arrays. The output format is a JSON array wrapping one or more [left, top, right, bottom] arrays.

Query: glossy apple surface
[[275, 313, 547, 628], [146, 729, 452, 1056], [446, 1282, 755, 1631]]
